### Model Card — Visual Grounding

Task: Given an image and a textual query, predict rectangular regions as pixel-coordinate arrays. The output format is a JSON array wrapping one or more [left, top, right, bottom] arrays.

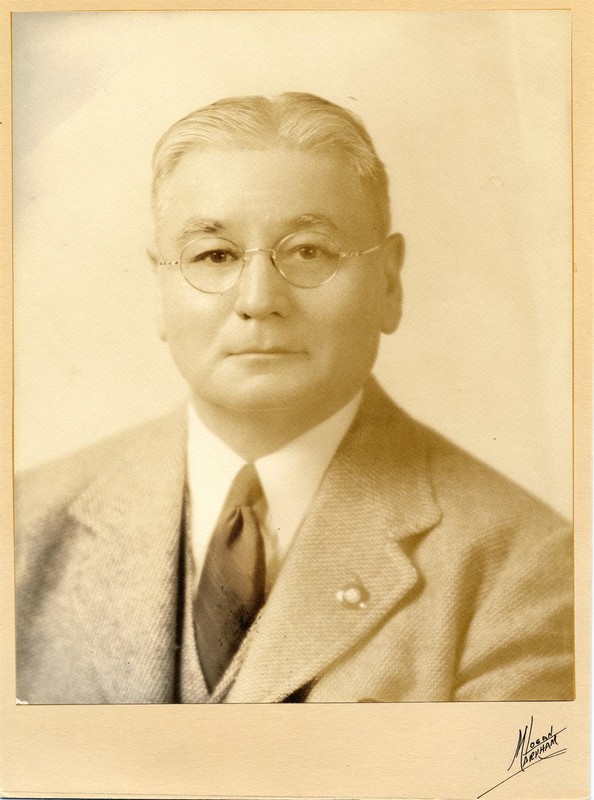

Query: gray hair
[[152, 92, 391, 235]]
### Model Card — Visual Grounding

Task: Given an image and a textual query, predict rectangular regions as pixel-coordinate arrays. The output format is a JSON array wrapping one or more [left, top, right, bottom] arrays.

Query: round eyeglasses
[[158, 231, 384, 293]]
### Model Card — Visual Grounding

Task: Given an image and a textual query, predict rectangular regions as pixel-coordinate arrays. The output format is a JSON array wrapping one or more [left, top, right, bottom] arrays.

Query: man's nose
[[233, 250, 292, 319]]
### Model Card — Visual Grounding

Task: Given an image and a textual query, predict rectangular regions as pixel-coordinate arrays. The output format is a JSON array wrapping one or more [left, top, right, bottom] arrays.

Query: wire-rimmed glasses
[[159, 231, 384, 293]]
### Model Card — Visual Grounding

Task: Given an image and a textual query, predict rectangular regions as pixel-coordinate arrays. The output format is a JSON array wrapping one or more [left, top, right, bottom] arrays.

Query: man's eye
[[289, 244, 333, 262], [195, 249, 236, 265], [297, 245, 320, 260]]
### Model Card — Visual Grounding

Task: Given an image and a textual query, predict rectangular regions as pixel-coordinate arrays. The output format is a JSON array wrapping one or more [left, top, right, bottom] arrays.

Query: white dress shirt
[[186, 392, 362, 591]]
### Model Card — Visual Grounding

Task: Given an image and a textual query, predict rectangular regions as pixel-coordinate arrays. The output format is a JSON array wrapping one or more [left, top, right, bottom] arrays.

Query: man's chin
[[193, 374, 325, 417]]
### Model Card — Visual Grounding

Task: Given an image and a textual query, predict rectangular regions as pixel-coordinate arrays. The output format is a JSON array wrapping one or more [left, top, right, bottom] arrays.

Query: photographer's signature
[[478, 716, 567, 798]]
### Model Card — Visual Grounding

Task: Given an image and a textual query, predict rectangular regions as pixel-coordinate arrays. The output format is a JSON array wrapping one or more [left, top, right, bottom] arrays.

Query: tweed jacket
[[15, 380, 574, 704]]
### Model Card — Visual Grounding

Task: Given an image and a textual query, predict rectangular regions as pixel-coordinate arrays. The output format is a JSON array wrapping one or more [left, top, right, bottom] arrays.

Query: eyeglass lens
[[180, 232, 342, 292]]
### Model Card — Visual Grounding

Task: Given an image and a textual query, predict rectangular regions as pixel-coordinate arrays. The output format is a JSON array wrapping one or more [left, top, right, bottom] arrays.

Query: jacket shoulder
[[417, 417, 569, 532], [15, 409, 186, 547], [366, 380, 568, 530]]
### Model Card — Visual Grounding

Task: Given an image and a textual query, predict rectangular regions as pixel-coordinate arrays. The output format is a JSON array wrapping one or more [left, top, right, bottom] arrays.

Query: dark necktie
[[193, 464, 266, 693]]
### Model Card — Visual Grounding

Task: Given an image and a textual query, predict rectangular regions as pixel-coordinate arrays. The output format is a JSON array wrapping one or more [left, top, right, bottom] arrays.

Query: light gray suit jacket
[[15, 380, 574, 703]]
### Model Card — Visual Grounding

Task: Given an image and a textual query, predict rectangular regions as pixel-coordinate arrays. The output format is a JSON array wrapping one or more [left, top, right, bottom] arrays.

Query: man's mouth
[[229, 345, 303, 356]]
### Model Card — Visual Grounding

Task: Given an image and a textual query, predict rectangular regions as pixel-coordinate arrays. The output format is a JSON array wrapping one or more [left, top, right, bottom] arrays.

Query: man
[[16, 93, 573, 704]]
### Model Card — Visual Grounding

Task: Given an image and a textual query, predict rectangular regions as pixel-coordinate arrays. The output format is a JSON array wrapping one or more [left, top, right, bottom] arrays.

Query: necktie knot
[[223, 463, 263, 512]]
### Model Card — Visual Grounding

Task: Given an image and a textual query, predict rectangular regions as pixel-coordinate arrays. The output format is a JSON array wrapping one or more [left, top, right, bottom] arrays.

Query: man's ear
[[380, 232, 405, 335], [146, 245, 159, 272], [146, 245, 168, 342]]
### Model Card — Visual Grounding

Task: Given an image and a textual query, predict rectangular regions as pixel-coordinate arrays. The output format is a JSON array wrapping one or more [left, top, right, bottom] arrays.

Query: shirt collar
[[255, 392, 362, 559], [187, 392, 362, 564], [186, 406, 245, 567]]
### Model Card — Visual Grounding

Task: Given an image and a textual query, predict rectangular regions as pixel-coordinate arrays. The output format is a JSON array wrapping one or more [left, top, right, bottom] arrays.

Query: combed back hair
[[152, 92, 391, 236]]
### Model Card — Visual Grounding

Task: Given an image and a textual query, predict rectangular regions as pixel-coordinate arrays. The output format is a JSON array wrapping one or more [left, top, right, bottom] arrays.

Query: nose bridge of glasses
[[240, 246, 283, 283], [243, 246, 277, 264]]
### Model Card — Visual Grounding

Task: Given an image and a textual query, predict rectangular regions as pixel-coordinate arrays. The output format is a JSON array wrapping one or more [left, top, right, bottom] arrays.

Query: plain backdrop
[[12, 10, 572, 517]]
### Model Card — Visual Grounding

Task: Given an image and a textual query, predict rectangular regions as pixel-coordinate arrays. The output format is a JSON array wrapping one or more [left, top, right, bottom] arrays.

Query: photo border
[[1, 2, 591, 798]]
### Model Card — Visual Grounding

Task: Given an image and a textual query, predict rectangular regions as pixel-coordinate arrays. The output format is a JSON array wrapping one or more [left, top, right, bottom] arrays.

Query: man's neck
[[190, 393, 362, 462]]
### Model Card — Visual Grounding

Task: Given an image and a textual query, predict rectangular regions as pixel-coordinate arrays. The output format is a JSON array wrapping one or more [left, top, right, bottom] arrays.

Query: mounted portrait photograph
[[11, 10, 574, 708]]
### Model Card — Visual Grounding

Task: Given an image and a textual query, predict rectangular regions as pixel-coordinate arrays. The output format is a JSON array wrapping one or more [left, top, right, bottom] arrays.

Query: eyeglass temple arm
[[341, 241, 385, 258]]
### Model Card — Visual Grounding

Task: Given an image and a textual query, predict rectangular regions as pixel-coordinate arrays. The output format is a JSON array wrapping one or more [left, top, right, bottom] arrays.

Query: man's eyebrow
[[171, 213, 338, 247], [173, 218, 225, 245], [289, 213, 338, 231]]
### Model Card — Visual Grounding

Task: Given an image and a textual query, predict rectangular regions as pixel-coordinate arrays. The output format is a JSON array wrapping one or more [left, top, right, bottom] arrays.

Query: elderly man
[[16, 93, 573, 704]]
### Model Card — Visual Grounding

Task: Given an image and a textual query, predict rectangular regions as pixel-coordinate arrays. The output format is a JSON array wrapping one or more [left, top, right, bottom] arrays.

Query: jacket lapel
[[228, 381, 442, 703], [66, 409, 187, 703]]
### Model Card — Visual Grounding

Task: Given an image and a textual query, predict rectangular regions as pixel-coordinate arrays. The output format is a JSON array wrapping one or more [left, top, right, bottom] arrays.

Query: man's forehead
[[158, 144, 363, 198], [155, 146, 377, 244]]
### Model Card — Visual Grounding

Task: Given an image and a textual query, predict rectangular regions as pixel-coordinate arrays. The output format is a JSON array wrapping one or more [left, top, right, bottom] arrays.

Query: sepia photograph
[[2, 4, 590, 799]]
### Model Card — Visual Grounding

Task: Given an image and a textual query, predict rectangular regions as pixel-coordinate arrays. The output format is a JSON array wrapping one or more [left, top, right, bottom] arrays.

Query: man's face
[[155, 146, 402, 426]]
